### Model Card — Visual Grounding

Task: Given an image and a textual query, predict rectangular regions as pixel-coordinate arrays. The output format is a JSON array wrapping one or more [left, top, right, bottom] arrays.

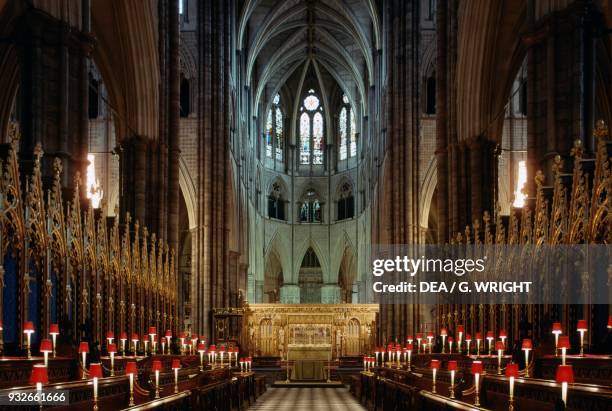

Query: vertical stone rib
[[436, 0, 449, 243]]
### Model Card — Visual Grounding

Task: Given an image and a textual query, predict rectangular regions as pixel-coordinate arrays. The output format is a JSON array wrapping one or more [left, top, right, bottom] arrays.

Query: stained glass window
[[299, 90, 325, 165], [338, 94, 357, 161], [300, 112, 310, 164], [339, 107, 347, 160], [265, 94, 283, 161]]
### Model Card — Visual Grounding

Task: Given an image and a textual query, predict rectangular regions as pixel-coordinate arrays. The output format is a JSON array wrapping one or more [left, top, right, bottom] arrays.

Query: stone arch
[[179, 157, 197, 230]]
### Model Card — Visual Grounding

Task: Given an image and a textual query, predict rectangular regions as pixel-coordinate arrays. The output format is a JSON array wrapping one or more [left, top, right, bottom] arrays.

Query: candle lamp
[[126, 361, 137, 406], [164, 330, 172, 354], [131, 333, 139, 355], [172, 359, 181, 393], [496, 341, 505, 374], [552, 322, 562, 356], [506, 362, 519, 411], [108, 343, 117, 376], [191, 336, 198, 354], [486, 331, 494, 356], [49, 324, 59, 358], [426, 332, 434, 354], [240, 357, 245, 372], [465, 334, 472, 355], [448, 360, 458, 399], [430, 359, 440, 394], [106, 330, 114, 348], [558, 336, 570, 365], [363, 355, 367, 371], [197, 343, 205, 371], [152, 335, 158, 355], [416, 333, 423, 354], [120, 331, 127, 355], [556, 364, 574, 407], [475, 332, 482, 357], [396, 346, 401, 367], [148, 327, 157, 354], [457, 325, 464, 354], [220, 345, 226, 366], [152, 359, 162, 398], [179, 332, 186, 354], [448, 336, 454, 354], [79, 341, 89, 379], [40, 339, 52, 367], [499, 329, 507, 350], [208, 344, 216, 365], [471, 360, 483, 407], [406, 344, 413, 369], [440, 328, 448, 353], [23, 321, 35, 359], [387, 344, 393, 365], [607, 316, 612, 329], [30, 364, 48, 409], [407, 335, 413, 345], [576, 320, 587, 356], [89, 363, 103, 411], [521, 339, 532, 377], [374, 347, 380, 366]]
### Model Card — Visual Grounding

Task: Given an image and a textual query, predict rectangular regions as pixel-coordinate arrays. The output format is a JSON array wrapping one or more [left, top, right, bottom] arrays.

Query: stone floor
[[248, 387, 366, 411]]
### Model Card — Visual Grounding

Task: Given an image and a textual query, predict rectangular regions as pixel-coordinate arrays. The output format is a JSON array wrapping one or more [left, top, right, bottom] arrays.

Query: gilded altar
[[243, 304, 378, 358]]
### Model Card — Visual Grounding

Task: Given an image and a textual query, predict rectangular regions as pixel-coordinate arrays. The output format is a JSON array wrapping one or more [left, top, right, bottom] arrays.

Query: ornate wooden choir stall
[[0, 132, 264, 410], [350, 122, 612, 410]]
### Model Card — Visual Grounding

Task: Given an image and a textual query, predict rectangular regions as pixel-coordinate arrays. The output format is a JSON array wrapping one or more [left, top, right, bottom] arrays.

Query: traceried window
[[338, 94, 357, 160], [265, 93, 284, 161], [337, 182, 354, 220], [300, 188, 322, 223], [300, 89, 324, 165]]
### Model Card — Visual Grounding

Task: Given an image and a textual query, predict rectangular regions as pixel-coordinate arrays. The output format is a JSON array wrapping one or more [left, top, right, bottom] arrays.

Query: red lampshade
[[179, 332, 186, 339], [191, 336, 198, 342], [407, 335, 413, 341], [556, 365, 574, 383], [465, 333, 472, 341], [406, 343, 413, 351], [23, 321, 35, 333], [558, 336, 571, 350], [499, 329, 507, 338], [486, 331, 494, 339], [125, 361, 138, 375], [552, 322, 563, 333], [209, 344, 216, 352], [172, 359, 181, 369], [49, 324, 59, 335], [607, 316, 612, 329], [148, 327, 157, 336], [505, 363, 519, 378], [471, 361, 483, 374], [495, 341, 505, 351], [79, 341, 90, 354], [197, 343, 205, 352], [416, 333, 423, 339], [219, 346, 226, 352], [30, 364, 49, 385], [522, 339, 533, 350], [199, 335, 206, 341], [152, 360, 162, 372], [107, 343, 117, 353], [430, 359, 440, 369], [89, 363, 103, 379], [475, 332, 482, 340], [448, 336, 454, 343], [131, 333, 139, 341], [440, 328, 448, 336], [152, 335, 158, 342], [456, 325, 465, 334], [165, 330, 172, 338], [106, 331, 114, 339], [40, 339, 52, 353], [426, 331, 434, 338], [576, 320, 588, 332], [447, 360, 458, 371], [120, 331, 128, 340]]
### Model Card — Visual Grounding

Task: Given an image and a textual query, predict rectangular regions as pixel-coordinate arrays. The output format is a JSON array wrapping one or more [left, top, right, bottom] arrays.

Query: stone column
[[280, 285, 301, 304], [321, 285, 342, 304]]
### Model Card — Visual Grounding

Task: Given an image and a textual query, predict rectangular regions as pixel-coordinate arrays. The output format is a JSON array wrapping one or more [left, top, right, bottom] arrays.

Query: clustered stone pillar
[[378, 0, 421, 344]]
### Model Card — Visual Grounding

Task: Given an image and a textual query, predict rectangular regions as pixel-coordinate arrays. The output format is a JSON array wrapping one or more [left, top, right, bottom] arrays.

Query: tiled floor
[[249, 387, 366, 411]]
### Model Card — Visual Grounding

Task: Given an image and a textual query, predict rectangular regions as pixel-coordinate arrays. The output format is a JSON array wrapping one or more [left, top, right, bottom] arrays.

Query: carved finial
[[571, 139, 584, 158], [33, 144, 43, 165], [594, 119, 608, 140], [53, 158, 63, 176], [483, 211, 491, 225], [125, 212, 131, 226], [143, 226, 148, 238], [8, 123, 19, 144], [74, 171, 81, 190], [535, 170, 545, 186]]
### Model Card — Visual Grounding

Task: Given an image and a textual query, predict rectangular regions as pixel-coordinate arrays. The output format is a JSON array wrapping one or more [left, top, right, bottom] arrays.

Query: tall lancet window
[[265, 93, 284, 161], [299, 89, 324, 165], [339, 94, 357, 160]]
